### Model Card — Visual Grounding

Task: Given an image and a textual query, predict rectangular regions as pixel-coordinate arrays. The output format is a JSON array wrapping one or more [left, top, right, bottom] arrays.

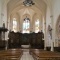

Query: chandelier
[[23, 0, 35, 6], [24, 16, 30, 21]]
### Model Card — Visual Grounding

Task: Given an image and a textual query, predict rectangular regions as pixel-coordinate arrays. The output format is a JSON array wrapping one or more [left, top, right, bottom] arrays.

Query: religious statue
[[48, 25, 52, 39]]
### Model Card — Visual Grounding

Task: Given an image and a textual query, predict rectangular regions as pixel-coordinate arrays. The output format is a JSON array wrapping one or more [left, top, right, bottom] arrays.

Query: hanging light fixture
[[23, 0, 35, 6], [24, 16, 30, 21]]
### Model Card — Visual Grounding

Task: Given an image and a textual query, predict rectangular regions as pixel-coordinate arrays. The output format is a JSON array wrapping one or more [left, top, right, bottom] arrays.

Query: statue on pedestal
[[48, 25, 52, 39]]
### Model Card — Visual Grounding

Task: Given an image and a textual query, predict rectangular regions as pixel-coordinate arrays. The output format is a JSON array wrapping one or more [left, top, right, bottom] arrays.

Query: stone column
[[39, 16, 41, 31], [44, 15, 47, 50], [50, 15, 54, 51], [50, 4, 54, 51]]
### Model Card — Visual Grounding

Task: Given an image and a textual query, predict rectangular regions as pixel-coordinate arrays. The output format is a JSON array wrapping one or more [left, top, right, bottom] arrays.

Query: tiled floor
[[21, 49, 34, 60]]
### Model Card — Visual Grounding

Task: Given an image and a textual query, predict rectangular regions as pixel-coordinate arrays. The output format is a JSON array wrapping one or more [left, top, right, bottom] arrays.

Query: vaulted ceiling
[[7, 0, 52, 18]]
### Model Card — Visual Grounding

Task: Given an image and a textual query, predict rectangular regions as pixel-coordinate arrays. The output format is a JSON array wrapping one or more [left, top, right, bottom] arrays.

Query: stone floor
[[21, 49, 34, 60]]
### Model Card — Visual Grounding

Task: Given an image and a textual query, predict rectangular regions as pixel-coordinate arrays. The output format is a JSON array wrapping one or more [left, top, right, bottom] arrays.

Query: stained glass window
[[35, 19, 40, 33], [13, 18, 17, 32], [23, 16, 30, 33]]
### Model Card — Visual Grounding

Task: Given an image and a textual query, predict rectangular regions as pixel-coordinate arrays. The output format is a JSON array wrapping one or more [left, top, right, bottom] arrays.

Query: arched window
[[13, 18, 17, 32], [35, 19, 40, 33], [23, 16, 30, 33]]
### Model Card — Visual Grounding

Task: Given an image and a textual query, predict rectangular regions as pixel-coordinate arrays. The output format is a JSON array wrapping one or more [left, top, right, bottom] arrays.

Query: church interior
[[0, 0, 60, 60]]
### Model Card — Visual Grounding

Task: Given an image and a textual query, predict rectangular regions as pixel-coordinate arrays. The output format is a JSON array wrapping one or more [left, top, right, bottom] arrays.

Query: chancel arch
[[7, 0, 46, 34]]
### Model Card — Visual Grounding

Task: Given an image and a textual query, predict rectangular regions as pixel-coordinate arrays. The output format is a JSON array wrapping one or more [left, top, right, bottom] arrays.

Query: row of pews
[[29, 49, 60, 60], [0, 49, 23, 60]]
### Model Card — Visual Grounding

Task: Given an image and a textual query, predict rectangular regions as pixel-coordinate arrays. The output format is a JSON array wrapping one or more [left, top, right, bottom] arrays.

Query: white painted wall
[[3, 0, 8, 28], [0, 0, 3, 27], [0, 0, 8, 27], [45, 0, 60, 47], [0, 0, 1, 26], [46, 6, 51, 47], [0, 0, 8, 40], [52, 0, 60, 47]]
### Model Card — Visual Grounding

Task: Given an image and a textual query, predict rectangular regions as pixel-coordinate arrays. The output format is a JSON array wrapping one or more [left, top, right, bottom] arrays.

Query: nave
[[21, 49, 34, 60]]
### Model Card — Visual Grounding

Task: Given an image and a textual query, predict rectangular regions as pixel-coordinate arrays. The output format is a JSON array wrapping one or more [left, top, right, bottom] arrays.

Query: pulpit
[[0, 27, 8, 49]]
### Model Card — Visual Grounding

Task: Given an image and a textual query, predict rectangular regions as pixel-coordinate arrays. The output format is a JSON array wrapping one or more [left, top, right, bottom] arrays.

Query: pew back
[[30, 49, 60, 60], [0, 49, 23, 60]]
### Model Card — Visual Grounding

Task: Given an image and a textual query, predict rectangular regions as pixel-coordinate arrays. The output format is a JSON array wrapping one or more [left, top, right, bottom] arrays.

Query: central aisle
[[21, 49, 34, 60]]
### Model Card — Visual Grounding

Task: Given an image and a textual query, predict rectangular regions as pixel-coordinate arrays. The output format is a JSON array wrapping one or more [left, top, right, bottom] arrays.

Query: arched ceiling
[[7, 0, 48, 17], [18, 8, 35, 17], [43, 0, 52, 8]]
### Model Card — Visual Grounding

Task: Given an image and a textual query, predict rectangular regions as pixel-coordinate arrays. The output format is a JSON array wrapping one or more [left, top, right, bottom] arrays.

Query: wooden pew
[[29, 49, 60, 60], [0, 49, 23, 60]]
